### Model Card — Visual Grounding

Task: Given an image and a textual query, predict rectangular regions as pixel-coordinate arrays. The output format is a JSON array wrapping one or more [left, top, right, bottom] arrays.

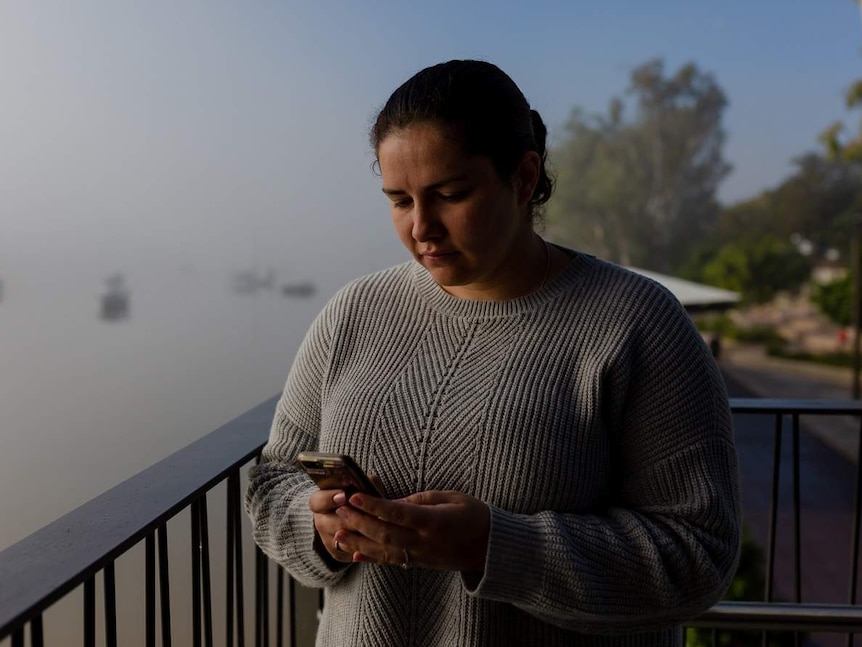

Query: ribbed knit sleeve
[[244, 294, 350, 588], [466, 285, 741, 633]]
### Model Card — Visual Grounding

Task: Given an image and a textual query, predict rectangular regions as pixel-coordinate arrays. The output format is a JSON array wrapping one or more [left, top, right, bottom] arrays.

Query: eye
[[439, 190, 469, 202], [392, 198, 412, 210]]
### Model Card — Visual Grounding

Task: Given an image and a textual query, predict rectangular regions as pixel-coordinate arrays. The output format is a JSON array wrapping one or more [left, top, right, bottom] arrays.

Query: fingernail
[[350, 495, 364, 508], [353, 553, 368, 563], [333, 492, 346, 506], [336, 506, 348, 518]]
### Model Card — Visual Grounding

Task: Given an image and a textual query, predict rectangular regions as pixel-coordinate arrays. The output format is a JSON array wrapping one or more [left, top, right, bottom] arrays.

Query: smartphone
[[296, 452, 384, 498]]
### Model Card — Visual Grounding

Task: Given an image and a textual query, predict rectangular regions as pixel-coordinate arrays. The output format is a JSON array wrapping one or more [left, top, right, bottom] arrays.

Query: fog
[[0, 4, 860, 639]]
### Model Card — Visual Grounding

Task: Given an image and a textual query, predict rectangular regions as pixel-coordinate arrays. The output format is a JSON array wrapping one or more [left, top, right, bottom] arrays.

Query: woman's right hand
[[309, 489, 352, 562]]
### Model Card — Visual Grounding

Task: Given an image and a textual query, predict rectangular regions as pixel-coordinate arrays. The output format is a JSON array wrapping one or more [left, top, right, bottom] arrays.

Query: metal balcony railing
[[1, 398, 862, 646]]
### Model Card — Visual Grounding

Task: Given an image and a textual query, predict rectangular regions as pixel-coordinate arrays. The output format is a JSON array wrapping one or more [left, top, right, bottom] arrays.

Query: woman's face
[[377, 123, 540, 301]]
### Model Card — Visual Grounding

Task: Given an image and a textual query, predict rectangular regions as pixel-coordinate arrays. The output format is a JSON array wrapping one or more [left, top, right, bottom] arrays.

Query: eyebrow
[[381, 175, 469, 196]]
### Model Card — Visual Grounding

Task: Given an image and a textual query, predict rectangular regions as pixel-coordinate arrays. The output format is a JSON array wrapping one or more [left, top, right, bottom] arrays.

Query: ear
[[512, 151, 541, 208]]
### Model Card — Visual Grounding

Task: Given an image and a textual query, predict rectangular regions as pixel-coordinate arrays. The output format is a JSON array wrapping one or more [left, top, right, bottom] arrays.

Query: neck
[[441, 234, 550, 302]]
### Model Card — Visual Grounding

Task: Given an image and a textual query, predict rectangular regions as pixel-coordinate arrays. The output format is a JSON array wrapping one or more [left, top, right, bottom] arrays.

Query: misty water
[[0, 264, 332, 550], [0, 262, 337, 645]]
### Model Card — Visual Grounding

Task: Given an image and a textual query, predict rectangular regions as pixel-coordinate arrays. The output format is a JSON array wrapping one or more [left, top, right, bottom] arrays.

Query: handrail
[[0, 395, 278, 638], [730, 398, 862, 415], [689, 601, 862, 633], [2, 395, 862, 641]]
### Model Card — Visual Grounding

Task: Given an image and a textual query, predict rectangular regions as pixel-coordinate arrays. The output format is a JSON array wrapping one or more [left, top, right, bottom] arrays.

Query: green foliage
[[713, 154, 860, 261], [685, 528, 798, 647], [693, 314, 736, 338], [812, 274, 853, 326], [699, 237, 810, 304], [548, 58, 729, 273], [701, 245, 749, 295], [822, 49, 862, 164]]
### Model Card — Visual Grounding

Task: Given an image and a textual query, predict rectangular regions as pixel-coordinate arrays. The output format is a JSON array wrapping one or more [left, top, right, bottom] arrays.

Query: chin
[[426, 267, 467, 287]]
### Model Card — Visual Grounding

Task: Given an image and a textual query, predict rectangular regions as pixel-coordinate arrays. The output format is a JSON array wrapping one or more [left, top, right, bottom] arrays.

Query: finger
[[334, 528, 412, 567], [308, 489, 347, 513], [330, 531, 361, 563], [348, 493, 429, 528], [336, 505, 414, 548], [398, 490, 459, 506], [315, 515, 357, 563], [312, 511, 345, 539]]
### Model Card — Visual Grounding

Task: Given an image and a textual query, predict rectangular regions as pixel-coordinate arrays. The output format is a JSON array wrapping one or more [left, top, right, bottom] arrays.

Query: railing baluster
[[10, 627, 23, 647], [200, 495, 214, 647], [764, 413, 784, 647], [263, 552, 270, 647], [227, 473, 236, 647], [84, 575, 96, 647], [255, 456, 265, 647], [158, 524, 173, 647], [792, 413, 802, 647], [256, 547, 264, 647], [104, 562, 118, 647], [847, 414, 862, 647], [192, 499, 202, 647], [289, 572, 297, 647], [277, 566, 284, 647], [31, 615, 43, 647], [146, 532, 156, 647], [233, 472, 246, 647]]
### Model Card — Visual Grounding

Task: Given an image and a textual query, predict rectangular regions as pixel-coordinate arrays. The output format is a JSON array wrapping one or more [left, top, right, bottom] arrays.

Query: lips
[[420, 250, 457, 258], [419, 250, 459, 266]]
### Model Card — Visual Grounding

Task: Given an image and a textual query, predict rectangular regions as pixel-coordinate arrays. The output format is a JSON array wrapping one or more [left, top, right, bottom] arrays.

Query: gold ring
[[400, 548, 410, 570]]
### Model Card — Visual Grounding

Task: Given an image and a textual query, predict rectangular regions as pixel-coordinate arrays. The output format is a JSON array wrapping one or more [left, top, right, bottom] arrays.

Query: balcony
[[2, 396, 862, 647]]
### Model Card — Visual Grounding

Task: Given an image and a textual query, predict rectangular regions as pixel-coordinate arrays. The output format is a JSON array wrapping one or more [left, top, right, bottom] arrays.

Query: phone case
[[296, 452, 384, 497]]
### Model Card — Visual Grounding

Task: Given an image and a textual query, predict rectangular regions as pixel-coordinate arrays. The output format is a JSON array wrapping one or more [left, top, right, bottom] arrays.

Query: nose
[[411, 201, 443, 242]]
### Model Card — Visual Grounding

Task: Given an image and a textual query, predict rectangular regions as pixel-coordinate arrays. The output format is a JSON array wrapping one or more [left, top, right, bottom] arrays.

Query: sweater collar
[[410, 245, 590, 319]]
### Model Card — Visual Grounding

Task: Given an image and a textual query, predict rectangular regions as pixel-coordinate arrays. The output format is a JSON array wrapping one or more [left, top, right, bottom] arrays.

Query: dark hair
[[370, 60, 554, 221]]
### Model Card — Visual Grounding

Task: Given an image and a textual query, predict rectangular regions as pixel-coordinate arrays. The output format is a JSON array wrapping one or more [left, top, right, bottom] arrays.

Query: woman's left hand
[[332, 490, 490, 574]]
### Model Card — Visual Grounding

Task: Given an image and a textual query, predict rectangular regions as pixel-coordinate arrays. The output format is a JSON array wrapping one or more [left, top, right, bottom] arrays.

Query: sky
[[1, 0, 861, 282]]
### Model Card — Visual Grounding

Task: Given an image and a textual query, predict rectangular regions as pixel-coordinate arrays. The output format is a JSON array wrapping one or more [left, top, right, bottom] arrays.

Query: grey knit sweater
[[245, 250, 741, 646]]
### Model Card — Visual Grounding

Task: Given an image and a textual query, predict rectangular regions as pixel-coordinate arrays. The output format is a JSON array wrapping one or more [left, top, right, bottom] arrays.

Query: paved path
[[722, 343, 861, 461], [720, 345, 862, 647]]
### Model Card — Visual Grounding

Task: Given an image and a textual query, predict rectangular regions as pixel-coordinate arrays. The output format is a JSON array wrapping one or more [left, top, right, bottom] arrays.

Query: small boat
[[231, 269, 276, 294], [101, 274, 130, 321], [281, 282, 316, 298]]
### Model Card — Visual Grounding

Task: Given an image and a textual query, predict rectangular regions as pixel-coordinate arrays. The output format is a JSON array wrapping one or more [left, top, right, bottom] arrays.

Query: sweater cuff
[[462, 504, 544, 601], [288, 484, 351, 582]]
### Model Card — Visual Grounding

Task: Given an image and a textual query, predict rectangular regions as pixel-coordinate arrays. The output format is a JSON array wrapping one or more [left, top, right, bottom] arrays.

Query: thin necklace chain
[[537, 238, 551, 292]]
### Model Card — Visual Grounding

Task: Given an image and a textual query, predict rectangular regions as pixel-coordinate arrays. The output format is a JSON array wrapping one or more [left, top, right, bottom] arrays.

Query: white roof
[[627, 267, 740, 311]]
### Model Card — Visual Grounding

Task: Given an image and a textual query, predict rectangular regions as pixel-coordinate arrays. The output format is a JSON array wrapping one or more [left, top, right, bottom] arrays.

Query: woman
[[246, 59, 741, 646]]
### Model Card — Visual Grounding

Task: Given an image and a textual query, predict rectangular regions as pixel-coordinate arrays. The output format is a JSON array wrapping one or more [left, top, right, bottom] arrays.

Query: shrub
[[685, 528, 799, 646], [811, 274, 853, 327]]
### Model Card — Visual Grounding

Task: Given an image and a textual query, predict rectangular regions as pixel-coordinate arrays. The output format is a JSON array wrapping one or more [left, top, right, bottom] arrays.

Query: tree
[[548, 59, 730, 273], [813, 274, 853, 326], [821, 0, 862, 162], [712, 154, 860, 256], [548, 104, 646, 266], [700, 237, 810, 304]]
